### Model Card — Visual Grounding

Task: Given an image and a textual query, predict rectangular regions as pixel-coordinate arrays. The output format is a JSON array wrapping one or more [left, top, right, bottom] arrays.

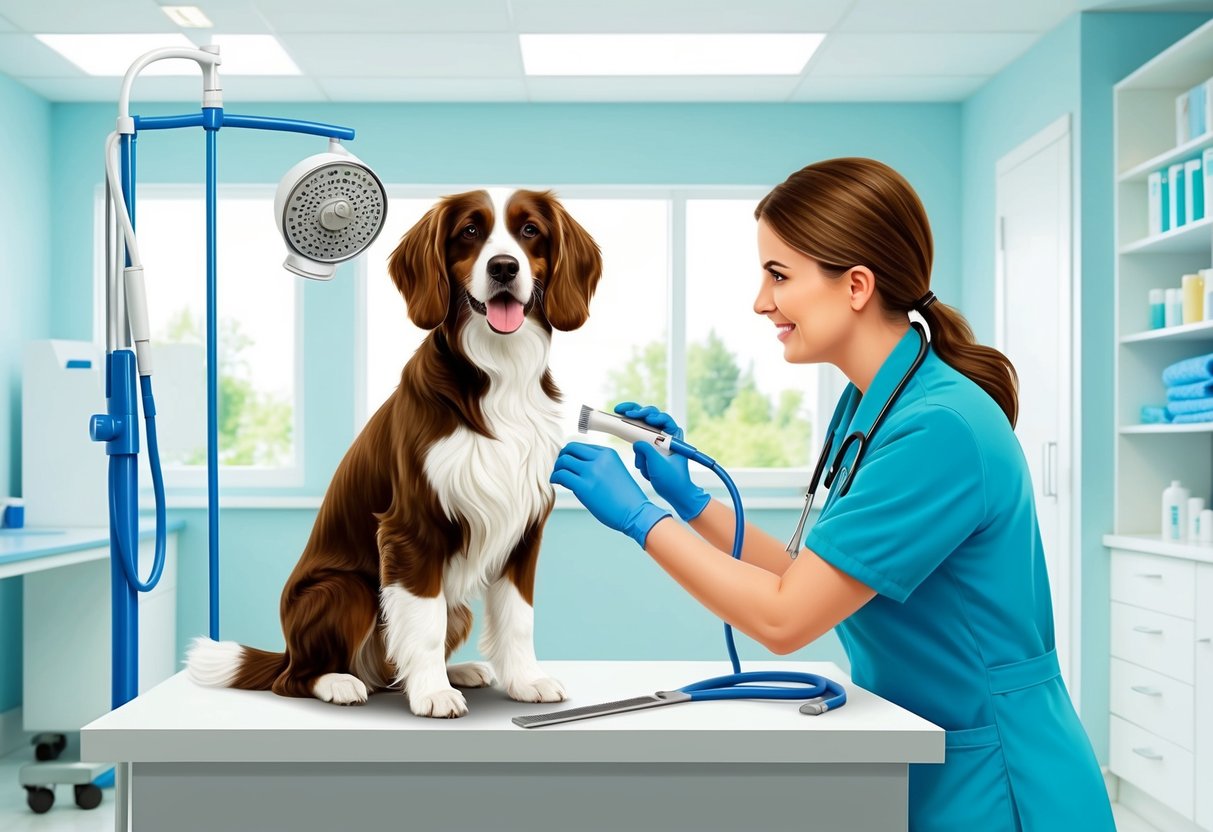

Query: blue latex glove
[[550, 442, 671, 548], [614, 402, 710, 522]]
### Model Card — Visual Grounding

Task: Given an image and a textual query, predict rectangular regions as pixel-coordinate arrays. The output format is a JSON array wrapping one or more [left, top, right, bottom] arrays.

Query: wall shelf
[[1121, 320, 1213, 343], [1120, 216, 1213, 255], [1120, 423, 1213, 434], [1117, 131, 1213, 183]]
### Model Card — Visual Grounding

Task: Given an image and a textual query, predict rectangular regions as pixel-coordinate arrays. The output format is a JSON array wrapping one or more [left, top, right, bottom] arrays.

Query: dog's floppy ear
[[387, 203, 450, 331], [543, 196, 602, 332]]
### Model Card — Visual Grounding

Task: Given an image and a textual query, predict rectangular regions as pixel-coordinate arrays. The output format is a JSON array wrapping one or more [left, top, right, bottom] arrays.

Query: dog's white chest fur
[[422, 321, 562, 604]]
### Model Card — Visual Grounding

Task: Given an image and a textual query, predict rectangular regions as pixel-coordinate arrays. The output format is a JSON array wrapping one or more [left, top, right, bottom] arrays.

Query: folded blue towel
[[1162, 352, 1213, 386], [1171, 410, 1213, 424], [1167, 397, 1213, 416], [1167, 380, 1213, 401], [1141, 405, 1171, 424]]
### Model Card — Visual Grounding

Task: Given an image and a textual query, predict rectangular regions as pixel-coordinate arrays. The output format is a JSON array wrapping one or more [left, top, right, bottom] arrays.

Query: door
[[996, 115, 1075, 700]]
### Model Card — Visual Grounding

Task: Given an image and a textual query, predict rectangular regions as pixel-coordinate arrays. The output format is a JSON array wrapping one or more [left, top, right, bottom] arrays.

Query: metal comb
[[512, 689, 692, 728]]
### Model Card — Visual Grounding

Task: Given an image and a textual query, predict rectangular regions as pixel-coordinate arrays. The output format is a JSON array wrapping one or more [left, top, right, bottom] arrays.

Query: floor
[[0, 738, 114, 832], [0, 740, 1167, 831]]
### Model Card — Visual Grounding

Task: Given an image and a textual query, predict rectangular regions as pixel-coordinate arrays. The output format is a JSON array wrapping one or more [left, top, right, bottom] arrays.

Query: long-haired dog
[[187, 188, 602, 717]]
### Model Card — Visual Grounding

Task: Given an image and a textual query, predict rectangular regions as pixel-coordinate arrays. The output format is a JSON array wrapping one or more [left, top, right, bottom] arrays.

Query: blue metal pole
[[204, 109, 221, 641]]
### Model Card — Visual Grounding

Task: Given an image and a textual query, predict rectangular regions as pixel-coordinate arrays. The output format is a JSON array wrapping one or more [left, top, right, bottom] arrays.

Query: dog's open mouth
[[468, 292, 534, 335]]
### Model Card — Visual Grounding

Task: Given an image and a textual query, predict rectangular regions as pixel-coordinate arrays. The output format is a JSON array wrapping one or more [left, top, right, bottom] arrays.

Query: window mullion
[[669, 192, 687, 426]]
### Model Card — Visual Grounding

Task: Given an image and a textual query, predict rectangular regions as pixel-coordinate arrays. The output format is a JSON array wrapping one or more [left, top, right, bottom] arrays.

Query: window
[[95, 185, 302, 488], [359, 187, 837, 491]]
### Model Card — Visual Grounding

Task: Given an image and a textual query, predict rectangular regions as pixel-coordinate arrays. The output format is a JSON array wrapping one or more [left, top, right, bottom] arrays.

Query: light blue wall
[[0, 72, 52, 713], [45, 101, 962, 677], [960, 11, 1211, 762]]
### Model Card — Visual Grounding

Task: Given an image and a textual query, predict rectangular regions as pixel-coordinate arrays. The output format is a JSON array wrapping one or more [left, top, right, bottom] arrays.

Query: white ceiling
[[0, 0, 1209, 103]]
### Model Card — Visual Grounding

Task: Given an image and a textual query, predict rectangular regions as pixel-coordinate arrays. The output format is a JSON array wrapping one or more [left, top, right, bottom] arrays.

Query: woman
[[549, 157, 1114, 830]]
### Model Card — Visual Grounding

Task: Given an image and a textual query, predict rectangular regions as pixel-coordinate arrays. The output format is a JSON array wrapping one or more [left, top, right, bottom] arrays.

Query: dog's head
[[387, 188, 602, 334]]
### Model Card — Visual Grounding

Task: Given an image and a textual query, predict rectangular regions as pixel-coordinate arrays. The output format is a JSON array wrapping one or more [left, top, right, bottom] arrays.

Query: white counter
[[84, 659, 942, 831]]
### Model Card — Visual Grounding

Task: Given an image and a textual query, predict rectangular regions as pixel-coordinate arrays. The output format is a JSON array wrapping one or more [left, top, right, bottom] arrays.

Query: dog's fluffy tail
[[186, 637, 287, 691]]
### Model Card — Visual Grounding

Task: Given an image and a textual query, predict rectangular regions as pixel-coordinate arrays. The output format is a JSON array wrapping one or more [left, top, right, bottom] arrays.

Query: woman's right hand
[[614, 402, 710, 522]]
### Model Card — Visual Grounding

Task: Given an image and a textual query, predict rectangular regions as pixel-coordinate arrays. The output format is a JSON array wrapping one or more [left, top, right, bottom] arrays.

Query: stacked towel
[[1156, 351, 1213, 424]]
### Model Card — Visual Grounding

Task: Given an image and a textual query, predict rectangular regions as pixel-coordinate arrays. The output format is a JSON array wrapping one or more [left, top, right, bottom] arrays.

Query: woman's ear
[[387, 204, 450, 330], [847, 266, 878, 312], [543, 199, 603, 332]]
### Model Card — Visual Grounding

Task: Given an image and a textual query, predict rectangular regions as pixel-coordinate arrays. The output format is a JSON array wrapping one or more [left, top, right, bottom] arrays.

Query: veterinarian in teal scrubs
[[550, 157, 1115, 831]]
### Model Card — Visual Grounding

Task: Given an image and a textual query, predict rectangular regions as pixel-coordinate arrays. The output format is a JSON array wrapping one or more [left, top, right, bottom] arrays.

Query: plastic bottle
[[1162, 480, 1190, 541], [1189, 497, 1205, 540]]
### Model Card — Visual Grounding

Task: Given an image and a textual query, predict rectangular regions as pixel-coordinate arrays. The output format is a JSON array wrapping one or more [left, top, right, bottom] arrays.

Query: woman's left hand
[[550, 442, 671, 548]]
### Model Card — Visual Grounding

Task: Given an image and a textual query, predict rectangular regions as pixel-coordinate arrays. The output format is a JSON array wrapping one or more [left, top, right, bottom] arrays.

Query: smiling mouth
[[467, 291, 536, 334]]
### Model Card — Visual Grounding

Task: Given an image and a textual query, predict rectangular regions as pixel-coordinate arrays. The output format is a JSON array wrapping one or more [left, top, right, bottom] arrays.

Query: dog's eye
[[521, 223, 539, 239], [461, 224, 479, 240]]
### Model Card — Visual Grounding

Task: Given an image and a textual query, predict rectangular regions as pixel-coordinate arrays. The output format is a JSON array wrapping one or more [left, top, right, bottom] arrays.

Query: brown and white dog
[[186, 188, 602, 718]]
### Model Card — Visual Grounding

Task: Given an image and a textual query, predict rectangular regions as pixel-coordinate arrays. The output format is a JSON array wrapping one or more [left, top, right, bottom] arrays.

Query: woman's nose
[[753, 281, 773, 315]]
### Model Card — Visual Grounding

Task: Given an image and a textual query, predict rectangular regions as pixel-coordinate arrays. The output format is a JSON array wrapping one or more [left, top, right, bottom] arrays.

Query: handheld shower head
[[578, 405, 675, 456], [273, 138, 387, 280]]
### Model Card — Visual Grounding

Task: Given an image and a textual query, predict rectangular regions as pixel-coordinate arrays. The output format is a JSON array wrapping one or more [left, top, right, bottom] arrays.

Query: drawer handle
[[1130, 685, 1162, 697], [1134, 572, 1163, 579], [1133, 625, 1163, 635], [1199, 637, 1212, 644], [1132, 747, 1163, 761]]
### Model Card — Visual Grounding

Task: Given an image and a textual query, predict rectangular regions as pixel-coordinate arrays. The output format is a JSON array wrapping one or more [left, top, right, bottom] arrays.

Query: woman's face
[[753, 217, 851, 364]]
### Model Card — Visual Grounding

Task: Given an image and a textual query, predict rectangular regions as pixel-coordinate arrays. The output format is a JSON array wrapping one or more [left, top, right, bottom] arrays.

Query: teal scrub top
[[804, 328, 1114, 832]]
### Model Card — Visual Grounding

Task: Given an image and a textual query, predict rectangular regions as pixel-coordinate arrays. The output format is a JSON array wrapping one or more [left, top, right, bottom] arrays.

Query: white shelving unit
[[1107, 19, 1213, 832]]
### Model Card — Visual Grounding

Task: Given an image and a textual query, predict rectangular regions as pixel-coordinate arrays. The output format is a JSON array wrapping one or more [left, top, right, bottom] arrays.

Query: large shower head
[[274, 138, 387, 280]]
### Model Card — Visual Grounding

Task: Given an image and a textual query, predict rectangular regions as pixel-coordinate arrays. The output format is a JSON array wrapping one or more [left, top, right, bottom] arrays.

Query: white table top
[[82, 661, 943, 765], [0, 522, 184, 580]]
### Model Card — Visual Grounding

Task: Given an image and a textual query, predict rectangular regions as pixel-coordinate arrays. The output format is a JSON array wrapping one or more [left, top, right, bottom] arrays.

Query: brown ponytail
[[755, 157, 1019, 428]]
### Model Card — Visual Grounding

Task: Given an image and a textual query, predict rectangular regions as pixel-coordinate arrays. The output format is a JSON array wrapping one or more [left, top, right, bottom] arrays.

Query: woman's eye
[[521, 223, 539, 239], [461, 224, 478, 240], [768, 269, 786, 282]]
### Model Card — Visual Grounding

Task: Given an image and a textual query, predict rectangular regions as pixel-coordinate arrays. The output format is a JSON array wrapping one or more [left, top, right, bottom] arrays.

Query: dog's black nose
[[487, 254, 519, 284]]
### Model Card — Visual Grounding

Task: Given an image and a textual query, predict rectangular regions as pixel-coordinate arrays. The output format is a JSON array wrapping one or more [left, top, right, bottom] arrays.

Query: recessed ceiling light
[[36, 34, 200, 76], [206, 35, 300, 75], [34, 33, 300, 76], [519, 33, 825, 76], [161, 6, 213, 28]]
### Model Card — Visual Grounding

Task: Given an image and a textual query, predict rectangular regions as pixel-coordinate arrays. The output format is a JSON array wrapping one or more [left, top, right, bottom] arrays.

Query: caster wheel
[[75, 783, 103, 810], [25, 785, 54, 814], [34, 733, 67, 761]]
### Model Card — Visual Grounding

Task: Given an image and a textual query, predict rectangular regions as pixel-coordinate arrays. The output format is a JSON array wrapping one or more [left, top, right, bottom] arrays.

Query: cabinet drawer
[[1196, 564, 1213, 831], [1110, 602, 1194, 684], [1110, 715, 1194, 820], [1110, 550, 1195, 618], [1109, 658, 1194, 750]]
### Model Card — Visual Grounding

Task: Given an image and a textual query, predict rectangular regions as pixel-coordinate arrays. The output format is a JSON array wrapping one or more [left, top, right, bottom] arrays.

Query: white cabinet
[[22, 533, 178, 732], [1196, 563, 1212, 831], [1109, 18, 1213, 829]]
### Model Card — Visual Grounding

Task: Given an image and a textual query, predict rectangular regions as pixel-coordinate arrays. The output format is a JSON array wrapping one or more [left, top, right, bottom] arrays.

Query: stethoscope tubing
[[784, 314, 932, 557]]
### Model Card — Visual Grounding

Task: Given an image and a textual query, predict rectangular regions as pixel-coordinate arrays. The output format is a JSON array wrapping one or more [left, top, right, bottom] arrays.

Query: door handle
[[1130, 685, 1162, 697], [1041, 441, 1058, 498], [1135, 572, 1163, 579], [1133, 625, 1163, 635]]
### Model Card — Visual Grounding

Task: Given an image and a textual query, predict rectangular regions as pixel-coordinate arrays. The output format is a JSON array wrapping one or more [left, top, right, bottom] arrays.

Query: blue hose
[[108, 376, 167, 593]]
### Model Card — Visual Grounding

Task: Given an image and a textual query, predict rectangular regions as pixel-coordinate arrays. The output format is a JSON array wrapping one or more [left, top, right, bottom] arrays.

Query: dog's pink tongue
[[487, 297, 524, 333]]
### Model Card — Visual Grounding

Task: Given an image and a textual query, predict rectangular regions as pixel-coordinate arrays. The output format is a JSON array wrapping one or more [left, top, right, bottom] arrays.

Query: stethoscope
[[784, 292, 937, 558], [515, 292, 938, 728]]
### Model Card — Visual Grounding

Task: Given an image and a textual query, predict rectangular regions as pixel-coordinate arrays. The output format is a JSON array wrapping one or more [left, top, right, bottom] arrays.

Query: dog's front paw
[[447, 661, 495, 688], [408, 685, 469, 718], [313, 673, 369, 705], [506, 676, 567, 703]]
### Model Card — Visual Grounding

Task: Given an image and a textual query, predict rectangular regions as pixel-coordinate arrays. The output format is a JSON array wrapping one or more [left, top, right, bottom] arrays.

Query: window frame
[[92, 182, 306, 491], [355, 184, 844, 500]]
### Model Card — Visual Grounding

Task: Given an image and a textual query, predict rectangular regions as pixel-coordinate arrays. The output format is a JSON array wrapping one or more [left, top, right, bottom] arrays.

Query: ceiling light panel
[[520, 33, 825, 76]]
